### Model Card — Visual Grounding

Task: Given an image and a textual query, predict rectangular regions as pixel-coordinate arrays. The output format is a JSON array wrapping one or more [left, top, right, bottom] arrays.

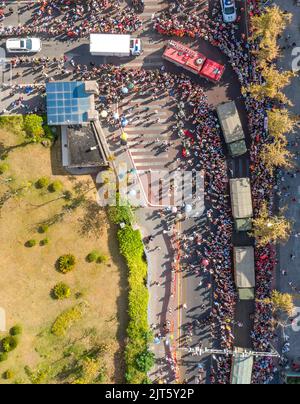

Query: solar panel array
[[46, 82, 91, 125]]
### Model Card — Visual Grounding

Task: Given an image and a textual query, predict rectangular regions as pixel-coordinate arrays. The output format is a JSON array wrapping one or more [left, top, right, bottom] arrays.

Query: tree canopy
[[250, 202, 292, 246]]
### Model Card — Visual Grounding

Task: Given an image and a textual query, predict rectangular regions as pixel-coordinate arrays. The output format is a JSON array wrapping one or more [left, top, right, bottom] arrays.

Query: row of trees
[[249, 6, 296, 174], [248, 6, 295, 247]]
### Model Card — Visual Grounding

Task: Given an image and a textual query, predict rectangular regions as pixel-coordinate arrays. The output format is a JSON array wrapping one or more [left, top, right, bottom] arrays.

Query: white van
[[6, 38, 42, 53]]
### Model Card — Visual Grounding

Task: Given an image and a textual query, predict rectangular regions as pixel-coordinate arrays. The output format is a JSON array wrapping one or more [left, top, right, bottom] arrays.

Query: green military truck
[[230, 178, 253, 232], [233, 246, 255, 300], [216, 101, 247, 157]]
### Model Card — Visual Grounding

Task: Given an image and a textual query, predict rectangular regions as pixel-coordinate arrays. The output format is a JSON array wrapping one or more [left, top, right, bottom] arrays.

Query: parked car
[[220, 0, 237, 23], [6, 38, 42, 53]]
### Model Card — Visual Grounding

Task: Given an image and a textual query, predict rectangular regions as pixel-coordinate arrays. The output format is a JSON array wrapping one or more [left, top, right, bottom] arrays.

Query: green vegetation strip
[[117, 225, 154, 384]]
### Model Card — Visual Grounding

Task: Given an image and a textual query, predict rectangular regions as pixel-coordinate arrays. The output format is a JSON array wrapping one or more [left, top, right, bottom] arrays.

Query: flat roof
[[217, 101, 245, 144], [234, 246, 255, 289], [65, 124, 107, 168], [231, 348, 254, 385], [90, 33, 131, 54], [46, 82, 96, 126], [230, 178, 253, 219]]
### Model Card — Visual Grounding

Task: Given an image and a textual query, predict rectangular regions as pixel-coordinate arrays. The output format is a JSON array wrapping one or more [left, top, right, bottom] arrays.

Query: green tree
[[267, 109, 296, 141], [1, 336, 18, 352], [250, 202, 292, 246], [267, 290, 295, 316], [260, 141, 293, 173], [135, 350, 155, 372], [57, 254, 76, 274], [52, 282, 71, 300], [23, 115, 44, 141], [248, 64, 294, 105]]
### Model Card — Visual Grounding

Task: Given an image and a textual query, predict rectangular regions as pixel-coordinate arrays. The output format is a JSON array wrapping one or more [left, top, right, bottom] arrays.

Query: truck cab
[[130, 38, 142, 56]]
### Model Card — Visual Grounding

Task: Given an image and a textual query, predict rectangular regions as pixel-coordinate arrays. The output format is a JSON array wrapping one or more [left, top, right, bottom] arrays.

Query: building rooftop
[[62, 124, 108, 169], [46, 81, 99, 126]]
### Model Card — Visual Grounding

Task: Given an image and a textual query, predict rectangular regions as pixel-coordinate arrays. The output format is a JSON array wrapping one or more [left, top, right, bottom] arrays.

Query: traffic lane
[[178, 217, 212, 383]]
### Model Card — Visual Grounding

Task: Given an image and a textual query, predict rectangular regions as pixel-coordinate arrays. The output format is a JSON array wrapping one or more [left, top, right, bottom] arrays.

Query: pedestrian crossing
[[120, 96, 176, 172]]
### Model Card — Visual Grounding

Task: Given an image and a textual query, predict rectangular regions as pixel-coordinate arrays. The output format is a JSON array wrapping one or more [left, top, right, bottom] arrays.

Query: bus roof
[[230, 178, 253, 219], [200, 58, 225, 82]]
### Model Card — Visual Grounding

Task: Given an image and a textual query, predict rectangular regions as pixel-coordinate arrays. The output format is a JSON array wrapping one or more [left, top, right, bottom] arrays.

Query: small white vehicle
[[220, 0, 237, 23], [6, 38, 42, 53]]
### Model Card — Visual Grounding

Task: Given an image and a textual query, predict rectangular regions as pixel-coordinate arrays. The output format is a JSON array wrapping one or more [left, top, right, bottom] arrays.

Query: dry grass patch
[[0, 130, 127, 384]]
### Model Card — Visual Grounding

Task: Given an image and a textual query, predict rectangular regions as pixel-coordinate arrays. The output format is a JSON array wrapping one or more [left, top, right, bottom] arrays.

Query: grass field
[[0, 129, 127, 384]]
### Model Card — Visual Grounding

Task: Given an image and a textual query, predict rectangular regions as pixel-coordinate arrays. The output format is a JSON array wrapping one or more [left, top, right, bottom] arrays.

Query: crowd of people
[[154, 0, 281, 383], [0, 0, 142, 38]]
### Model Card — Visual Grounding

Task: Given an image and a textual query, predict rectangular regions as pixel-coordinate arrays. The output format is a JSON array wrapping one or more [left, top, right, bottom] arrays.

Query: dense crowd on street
[[0, 0, 289, 384], [0, 0, 142, 38]]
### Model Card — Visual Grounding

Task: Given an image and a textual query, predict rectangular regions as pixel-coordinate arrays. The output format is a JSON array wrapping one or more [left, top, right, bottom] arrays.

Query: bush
[[57, 254, 76, 274], [40, 238, 50, 246], [53, 282, 71, 300], [23, 114, 44, 141], [1, 336, 18, 352], [49, 180, 63, 193], [86, 251, 100, 263], [0, 163, 9, 175], [3, 369, 14, 380], [108, 194, 134, 225], [135, 350, 155, 373], [97, 254, 108, 264], [51, 303, 86, 337], [26, 239, 37, 248], [38, 224, 49, 234], [10, 325, 22, 336], [117, 225, 151, 383], [35, 177, 50, 189], [0, 353, 8, 362]]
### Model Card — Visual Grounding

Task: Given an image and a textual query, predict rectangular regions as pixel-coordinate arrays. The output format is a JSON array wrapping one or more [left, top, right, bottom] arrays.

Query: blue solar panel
[[46, 82, 92, 125]]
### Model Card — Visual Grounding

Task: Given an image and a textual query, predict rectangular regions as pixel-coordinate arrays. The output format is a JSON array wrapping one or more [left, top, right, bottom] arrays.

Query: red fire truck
[[163, 40, 225, 83]]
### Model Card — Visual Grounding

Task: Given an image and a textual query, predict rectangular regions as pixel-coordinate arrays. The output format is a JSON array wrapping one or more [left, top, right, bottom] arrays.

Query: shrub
[[97, 254, 108, 264], [57, 254, 76, 274], [0, 353, 8, 362], [0, 163, 9, 175], [3, 369, 14, 380], [38, 224, 49, 234], [53, 283, 71, 300], [10, 325, 22, 336], [108, 194, 134, 225], [1, 336, 18, 352], [51, 303, 86, 337], [40, 238, 50, 246], [135, 350, 155, 372], [86, 251, 100, 263], [49, 180, 63, 193], [35, 177, 50, 189], [117, 225, 151, 383], [26, 239, 37, 248], [23, 114, 44, 141]]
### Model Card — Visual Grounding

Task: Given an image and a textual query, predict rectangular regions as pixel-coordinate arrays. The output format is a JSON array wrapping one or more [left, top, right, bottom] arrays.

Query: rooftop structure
[[46, 81, 99, 126]]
